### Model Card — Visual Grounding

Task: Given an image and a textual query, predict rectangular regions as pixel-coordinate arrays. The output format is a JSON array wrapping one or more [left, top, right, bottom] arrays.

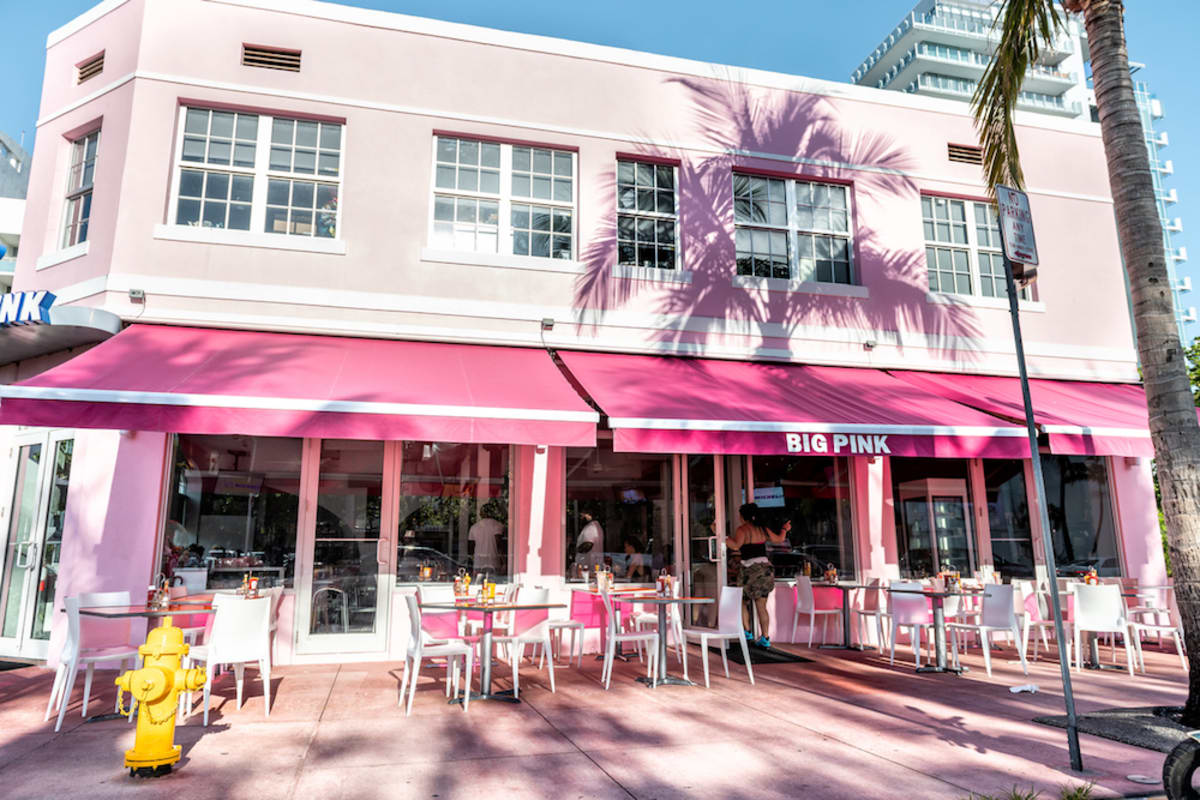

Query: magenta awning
[[0, 325, 598, 446], [558, 351, 1029, 458], [890, 371, 1153, 457]]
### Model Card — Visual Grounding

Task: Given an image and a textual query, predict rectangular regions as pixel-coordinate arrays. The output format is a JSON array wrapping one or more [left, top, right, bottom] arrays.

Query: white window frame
[[166, 106, 344, 241], [732, 173, 857, 286], [922, 195, 1032, 301], [60, 129, 100, 249], [615, 159, 680, 271], [427, 135, 577, 262]]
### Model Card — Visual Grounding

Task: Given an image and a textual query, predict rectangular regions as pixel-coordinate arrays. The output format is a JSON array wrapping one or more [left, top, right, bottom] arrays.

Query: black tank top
[[740, 541, 767, 559]]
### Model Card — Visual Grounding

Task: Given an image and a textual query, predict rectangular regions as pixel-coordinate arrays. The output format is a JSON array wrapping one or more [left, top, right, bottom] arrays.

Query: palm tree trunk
[[1082, 0, 1200, 723]]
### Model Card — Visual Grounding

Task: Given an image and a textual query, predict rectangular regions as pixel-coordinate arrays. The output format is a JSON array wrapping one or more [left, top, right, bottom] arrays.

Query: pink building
[[0, 0, 1162, 665]]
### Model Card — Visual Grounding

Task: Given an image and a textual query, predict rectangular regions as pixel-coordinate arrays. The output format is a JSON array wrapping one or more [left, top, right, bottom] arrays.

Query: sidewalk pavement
[[0, 638, 1182, 799]]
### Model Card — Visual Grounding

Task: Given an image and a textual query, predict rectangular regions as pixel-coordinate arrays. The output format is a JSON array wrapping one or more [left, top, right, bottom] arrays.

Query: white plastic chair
[[1129, 589, 1187, 672], [1012, 580, 1055, 662], [189, 594, 273, 724], [948, 584, 1029, 677], [399, 593, 473, 714], [888, 582, 934, 668], [46, 592, 140, 732], [1070, 584, 1136, 676], [547, 586, 585, 667], [682, 586, 754, 688], [850, 578, 890, 650], [791, 576, 842, 646], [493, 587, 556, 698], [599, 590, 657, 690]]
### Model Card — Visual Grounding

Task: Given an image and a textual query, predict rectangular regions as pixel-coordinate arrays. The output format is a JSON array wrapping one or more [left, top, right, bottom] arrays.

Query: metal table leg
[[454, 609, 519, 703], [637, 603, 695, 688], [918, 596, 965, 674], [819, 586, 873, 651]]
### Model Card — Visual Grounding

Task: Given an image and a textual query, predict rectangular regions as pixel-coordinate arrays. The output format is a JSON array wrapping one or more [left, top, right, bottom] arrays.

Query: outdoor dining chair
[[399, 593, 473, 714], [599, 589, 657, 690], [1068, 583, 1137, 676], [189, 593, 273, 724], [947, 584, 1028, 677], [632, 578, 687, 677], [46, 591, 141, 733], [493, 587, 556, 698], [682, 585, 754, 689], [888, 581, 934, 668], [791, 576, 841, 646], [1129, 589, 1187, 671], [1013, 580, 1055, 662], [850, 578, 890, 650], [546, 585, 585, 667]]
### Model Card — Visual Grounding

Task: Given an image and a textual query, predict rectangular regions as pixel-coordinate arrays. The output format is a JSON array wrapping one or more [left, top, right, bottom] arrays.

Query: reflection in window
[[983, 459, 1035, 579], [892, 458, 975, 578], [564, 443, 673, 582], [1041, 454, 1121, 576], [397, 443, 510, 582], [161, 435, 301, 589], [32, 440, 73, 641], [751, 456, 854, 579]]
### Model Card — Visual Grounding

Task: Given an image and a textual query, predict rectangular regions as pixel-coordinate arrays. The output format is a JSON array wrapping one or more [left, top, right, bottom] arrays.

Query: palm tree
[[974, 0, 1200, 723]]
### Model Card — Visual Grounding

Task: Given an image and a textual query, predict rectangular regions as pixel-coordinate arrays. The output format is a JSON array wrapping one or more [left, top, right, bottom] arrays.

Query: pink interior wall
[[48, 429, 167, 666]]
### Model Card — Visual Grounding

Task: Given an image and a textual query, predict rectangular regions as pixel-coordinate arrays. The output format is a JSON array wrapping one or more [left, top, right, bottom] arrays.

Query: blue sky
[[3, 0, 1196, 338]]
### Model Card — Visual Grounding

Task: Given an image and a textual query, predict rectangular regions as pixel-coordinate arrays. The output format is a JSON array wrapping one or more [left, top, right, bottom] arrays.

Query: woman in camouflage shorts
[[728, 503, 787, 648]]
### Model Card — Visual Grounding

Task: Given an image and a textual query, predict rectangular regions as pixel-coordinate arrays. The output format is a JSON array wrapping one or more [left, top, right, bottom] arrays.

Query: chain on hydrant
[[114, 615, 206, 777]]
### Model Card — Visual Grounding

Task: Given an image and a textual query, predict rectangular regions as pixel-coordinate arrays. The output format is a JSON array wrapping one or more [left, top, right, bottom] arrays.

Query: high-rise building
[[0, 131, 28, 292], [853, 0, 1191, 344]]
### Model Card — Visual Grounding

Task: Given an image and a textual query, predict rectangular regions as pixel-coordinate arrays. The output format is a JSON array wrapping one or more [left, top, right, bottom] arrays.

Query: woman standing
[[727, 503, 787, 647]]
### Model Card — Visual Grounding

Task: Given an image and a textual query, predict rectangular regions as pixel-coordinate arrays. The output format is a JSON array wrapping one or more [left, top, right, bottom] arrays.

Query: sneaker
[[744, 630, 754, 642], [757, 636, 771, 649]]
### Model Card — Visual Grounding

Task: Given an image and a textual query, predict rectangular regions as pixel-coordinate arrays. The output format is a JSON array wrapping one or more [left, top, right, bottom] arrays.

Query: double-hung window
[[616, 160, 678, 270], [733, 174, 854, 284], [171, 107, 342, 238], [922, 196, 1030, 299], [62, 130, 99, 248], [431, 135, 576, 260]]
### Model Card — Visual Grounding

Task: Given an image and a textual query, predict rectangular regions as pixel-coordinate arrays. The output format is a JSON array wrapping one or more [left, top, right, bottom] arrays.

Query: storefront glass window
[[892, 458, 975, 578], [565, 443, 673, 582], [162, 435, 302, 590], [396, 442, 510, 582], [750, 456, 854, 579], [1040, 454, 1121, 576], [983, 459, 1035, 579]]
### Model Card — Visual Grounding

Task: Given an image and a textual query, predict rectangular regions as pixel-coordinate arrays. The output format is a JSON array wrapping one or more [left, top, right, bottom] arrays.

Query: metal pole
[[1002, 252, 1083, 772]]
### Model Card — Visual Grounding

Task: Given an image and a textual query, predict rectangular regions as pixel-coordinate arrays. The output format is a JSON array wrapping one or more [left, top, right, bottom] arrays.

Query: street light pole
[[1001, 251, 1083, 773]]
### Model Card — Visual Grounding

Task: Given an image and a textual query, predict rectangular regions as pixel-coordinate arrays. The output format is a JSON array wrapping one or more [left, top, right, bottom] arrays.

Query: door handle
[[376, 539, 390, 572], [706, 536, 718, 562]]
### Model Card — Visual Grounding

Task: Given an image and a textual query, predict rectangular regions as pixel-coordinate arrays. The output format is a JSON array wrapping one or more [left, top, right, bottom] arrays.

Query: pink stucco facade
[[0, 0, 1166, 665]]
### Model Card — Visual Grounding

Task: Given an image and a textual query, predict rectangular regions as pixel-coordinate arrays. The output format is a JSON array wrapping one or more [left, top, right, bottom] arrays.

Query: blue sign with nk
[[0, 291, 56, 326]]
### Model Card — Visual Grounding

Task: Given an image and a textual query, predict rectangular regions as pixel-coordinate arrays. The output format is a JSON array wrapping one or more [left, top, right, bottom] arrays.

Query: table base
[[818, 644, 875, 652], [451, 689, 520, 705], [87, 712, 127, 723], [916, 665, 968, 675], [636, 675, 696, 688], [595, 645, 636, 663], [1082, 663, 1123, 672]]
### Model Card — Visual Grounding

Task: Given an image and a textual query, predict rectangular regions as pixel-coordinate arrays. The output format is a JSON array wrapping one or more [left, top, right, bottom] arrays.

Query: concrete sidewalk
[[0, 639, 1182, 799]]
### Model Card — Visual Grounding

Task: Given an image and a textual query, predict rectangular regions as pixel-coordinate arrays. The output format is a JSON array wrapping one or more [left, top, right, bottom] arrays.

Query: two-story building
[[0, 0, 1163, 665]]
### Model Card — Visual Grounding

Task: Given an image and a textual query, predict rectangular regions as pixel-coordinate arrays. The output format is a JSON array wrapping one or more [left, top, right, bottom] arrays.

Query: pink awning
[[0, 325, 598, 446], [890, 371, 1153, 457], [557, 352, 1029, 458]]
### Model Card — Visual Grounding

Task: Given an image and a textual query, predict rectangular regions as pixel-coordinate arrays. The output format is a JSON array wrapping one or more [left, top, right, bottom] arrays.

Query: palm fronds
[[971, 0, 1065, 193]]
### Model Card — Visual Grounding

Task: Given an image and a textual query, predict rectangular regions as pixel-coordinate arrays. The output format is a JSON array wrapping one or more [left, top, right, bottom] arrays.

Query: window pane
[[272, 119, 294, 145], [207, 140, 232, 165], [270, 146, 292, 172], [182, 137, 206, 162], [228, 202, 251, 230], [202, 201, 226, 228], [292, 181, 314, 209], [267, 179, 290, 206], [479, 170, 499, 194], [318, 152, 340, 177], [185, 109, 209, 135], [436, 165, 456, 189], [236, 114, 258, 141], [204, 172, 229, 199], [437, 137, 457, 163], [481, 142, 500, 168], [160, 435, 303, 589], [210, 112, 234, 139], [554, 152, 572, 176], [459, 139, 479, 164], [295, 121, 318, 148], [434, 196, 454, 221], [179, 169, 204, 198], [233, 143, 256, 168], [1041, 455, 1121, 576], [293, 149, 316, 174], [176, 198, 201, 226], [265, 206, 288, 234]]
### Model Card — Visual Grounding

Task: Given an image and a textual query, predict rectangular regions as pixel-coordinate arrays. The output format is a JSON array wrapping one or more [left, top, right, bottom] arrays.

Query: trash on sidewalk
[[1009, 684, 1039, 694]]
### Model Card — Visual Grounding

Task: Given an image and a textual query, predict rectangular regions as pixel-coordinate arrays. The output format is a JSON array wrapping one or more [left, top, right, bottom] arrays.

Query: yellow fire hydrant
[[115, 616, 206, 777]]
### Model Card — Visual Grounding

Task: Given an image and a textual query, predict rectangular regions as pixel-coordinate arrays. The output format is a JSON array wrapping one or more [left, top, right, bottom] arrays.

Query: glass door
[[0, 432, 74, 660], [295, 439, 395, 655], [680, 454, 721, 627], [931, 495, 973, 575], [897, 478, 975, 577]]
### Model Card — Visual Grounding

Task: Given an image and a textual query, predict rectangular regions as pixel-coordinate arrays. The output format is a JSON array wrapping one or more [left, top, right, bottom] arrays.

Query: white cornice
[[47, 0, 131, 48]]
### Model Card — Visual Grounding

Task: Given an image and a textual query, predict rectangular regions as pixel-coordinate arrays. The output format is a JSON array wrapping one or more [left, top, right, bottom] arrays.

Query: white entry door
[[294, 438, 396, 656], [0, 431, 74, 661]]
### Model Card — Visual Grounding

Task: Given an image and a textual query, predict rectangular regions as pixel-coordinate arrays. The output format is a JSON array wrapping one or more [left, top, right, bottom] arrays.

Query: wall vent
[[947, 143, 984, 165], [77, 52, 104, 84], [242, 44, 301, 72]]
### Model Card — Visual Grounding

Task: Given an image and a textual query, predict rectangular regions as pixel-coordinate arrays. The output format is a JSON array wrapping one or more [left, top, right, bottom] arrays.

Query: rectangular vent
[[242, 44, 301, 72], [947, 143, 983, 165], [77, 52, 104, 84]]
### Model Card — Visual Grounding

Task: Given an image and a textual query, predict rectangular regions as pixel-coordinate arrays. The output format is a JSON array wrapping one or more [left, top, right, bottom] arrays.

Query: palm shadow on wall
[[574, 73, 985, 366]]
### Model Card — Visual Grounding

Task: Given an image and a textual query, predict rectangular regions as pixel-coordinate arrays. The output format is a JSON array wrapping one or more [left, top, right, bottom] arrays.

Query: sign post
[[996, 185, 1082, 772]]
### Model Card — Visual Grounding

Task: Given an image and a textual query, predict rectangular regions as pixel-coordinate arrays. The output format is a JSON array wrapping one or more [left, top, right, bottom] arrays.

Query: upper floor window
[[616, 160, 678, 270], [171, 107, 342, 238], [431, 135, 575, 260], [62, 130, 99, 248], [922, 196, 1030, 299], [734, 174, 854, 284]]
